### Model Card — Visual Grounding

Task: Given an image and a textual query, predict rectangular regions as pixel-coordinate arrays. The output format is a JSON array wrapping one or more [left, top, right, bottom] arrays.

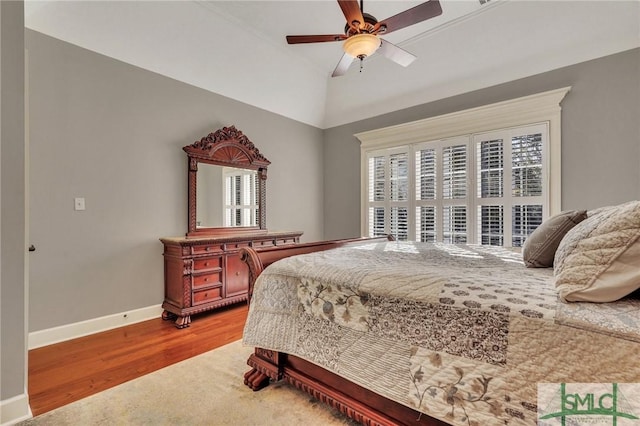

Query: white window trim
[[356, 87, 571, 237]]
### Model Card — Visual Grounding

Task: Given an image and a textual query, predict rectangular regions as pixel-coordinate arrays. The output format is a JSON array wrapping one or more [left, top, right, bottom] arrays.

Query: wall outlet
[[74, 197, 86, 211]]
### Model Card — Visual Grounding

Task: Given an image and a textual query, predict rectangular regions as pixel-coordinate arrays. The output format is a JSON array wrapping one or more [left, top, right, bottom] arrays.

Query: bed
[[240, 201, 640, 425]]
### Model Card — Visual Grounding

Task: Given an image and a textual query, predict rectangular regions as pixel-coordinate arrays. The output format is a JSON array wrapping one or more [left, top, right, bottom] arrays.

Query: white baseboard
[[0, 392, 32, 426], [28, 304, 164, 350]]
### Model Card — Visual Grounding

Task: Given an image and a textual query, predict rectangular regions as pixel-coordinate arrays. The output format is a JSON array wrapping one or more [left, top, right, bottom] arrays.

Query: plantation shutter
[[511, 131, 544, 246], [415, 148, 436, 242], [367, 149, 411, 240], [474, 124, 547, 246], [442, 143, 468, 243]]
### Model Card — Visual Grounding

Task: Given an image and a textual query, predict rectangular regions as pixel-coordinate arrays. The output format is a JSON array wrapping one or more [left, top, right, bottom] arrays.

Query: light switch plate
[[74, 197, 85, 211]]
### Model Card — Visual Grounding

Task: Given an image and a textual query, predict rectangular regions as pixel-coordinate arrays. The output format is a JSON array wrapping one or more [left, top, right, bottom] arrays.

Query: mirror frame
[[184, 126, 270, 238]]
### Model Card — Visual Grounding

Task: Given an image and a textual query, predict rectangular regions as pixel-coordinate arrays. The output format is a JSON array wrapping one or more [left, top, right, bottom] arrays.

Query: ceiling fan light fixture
[[343, 33, 380, 59]]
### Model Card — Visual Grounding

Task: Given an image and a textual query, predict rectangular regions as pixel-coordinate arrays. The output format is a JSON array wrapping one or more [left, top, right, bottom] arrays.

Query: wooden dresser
[[160, 231, 302, 328]]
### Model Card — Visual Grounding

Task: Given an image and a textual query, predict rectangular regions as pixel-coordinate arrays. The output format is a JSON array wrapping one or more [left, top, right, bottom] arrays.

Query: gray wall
[[27, 30, 324, 332], [1, 0, 27, 410], [323, 48, 640, 239]]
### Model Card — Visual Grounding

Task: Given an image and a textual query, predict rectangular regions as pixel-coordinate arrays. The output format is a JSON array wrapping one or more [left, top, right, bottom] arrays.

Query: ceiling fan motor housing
[[344, 12, 381, 36]]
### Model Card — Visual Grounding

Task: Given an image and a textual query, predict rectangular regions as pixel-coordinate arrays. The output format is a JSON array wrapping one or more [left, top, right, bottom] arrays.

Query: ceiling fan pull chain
[[359, 57, 364, 73]]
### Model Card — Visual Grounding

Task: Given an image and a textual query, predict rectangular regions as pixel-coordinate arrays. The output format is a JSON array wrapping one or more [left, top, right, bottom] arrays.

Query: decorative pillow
[[522, 210, 587, 268], [586, 204, 616, 217], [554, 200, 640, 302]]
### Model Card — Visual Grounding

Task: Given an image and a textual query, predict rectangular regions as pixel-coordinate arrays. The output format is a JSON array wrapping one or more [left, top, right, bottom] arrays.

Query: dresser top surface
[[160, 230, 303, 245]]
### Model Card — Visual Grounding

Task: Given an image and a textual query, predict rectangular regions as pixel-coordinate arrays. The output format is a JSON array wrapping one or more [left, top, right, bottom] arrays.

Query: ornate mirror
[[184, 126, 270, 237]]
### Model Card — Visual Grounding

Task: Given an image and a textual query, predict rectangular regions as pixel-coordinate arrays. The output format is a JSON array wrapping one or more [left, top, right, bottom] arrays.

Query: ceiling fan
[[286, 0, 443, 77]]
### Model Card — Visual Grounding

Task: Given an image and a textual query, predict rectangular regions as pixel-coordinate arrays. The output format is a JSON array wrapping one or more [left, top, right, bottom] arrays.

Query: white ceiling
[[25, 0, 640, 129]]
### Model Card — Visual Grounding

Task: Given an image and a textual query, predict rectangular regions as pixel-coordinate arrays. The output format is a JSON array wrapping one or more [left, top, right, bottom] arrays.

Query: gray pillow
[[522, 210, 587, 268]]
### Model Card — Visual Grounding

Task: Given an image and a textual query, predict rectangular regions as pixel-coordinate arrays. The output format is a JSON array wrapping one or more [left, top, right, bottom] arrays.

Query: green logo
[[539, 383, 639, 425]]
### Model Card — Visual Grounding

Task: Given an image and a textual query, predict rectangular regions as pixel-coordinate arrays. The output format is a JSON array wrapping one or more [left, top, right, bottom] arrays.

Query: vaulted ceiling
[[25, 1, 640, 129]]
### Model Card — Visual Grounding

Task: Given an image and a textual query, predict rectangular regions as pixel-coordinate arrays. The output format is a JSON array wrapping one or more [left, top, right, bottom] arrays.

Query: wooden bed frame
[[240, 236, 448, 426]]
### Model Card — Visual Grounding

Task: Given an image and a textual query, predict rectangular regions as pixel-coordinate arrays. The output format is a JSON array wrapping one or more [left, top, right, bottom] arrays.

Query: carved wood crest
[[183, 125, 270, 169]]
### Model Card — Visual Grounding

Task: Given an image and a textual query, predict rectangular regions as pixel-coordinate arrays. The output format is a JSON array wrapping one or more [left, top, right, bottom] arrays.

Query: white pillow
[[554, 200, 640, 302]]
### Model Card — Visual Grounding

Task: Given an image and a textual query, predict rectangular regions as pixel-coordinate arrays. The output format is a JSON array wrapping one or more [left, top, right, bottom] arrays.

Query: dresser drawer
[[192, 244, 223, 255], [193, 287, 222, 305], [192, 272, 222, 288], [193, 257, 222, 271], [225, 241, 251, 250]]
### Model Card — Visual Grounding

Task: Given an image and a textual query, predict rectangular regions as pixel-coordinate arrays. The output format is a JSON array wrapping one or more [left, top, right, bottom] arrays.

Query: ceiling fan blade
[[378, 39, 416, 67], [286, 34, 347, 44], [375, 0, 443, 35], [331, 53, 354, 77], [338, 0, 365, 30]]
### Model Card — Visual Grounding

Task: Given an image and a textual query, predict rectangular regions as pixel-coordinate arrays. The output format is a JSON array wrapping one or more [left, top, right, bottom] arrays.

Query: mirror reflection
[[196, 163, 259, 228]]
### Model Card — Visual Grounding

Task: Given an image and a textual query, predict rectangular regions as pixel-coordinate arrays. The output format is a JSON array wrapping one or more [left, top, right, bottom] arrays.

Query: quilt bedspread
[[242, 241, 640, 425]]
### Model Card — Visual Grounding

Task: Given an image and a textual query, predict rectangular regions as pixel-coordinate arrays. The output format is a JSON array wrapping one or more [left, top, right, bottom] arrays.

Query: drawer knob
[[205, 247, 211, 251], [236, 271, 240, 276], [204, 262, 209, 266], [204, 277, 208, 281]]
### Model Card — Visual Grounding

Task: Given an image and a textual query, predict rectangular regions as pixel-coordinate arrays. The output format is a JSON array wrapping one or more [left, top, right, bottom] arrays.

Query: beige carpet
[[20, 341, 357, 425]]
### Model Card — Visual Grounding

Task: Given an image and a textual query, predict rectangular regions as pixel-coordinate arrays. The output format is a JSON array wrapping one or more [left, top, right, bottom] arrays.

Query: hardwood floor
[[28, 304, 248, 417]]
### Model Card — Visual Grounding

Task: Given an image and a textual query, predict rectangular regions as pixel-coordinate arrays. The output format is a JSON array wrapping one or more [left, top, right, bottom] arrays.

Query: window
[[474, 125, 546, 246], [223, 169, 258, 227], [357, 88, 570, 246], [365, 123, 547, 246]]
